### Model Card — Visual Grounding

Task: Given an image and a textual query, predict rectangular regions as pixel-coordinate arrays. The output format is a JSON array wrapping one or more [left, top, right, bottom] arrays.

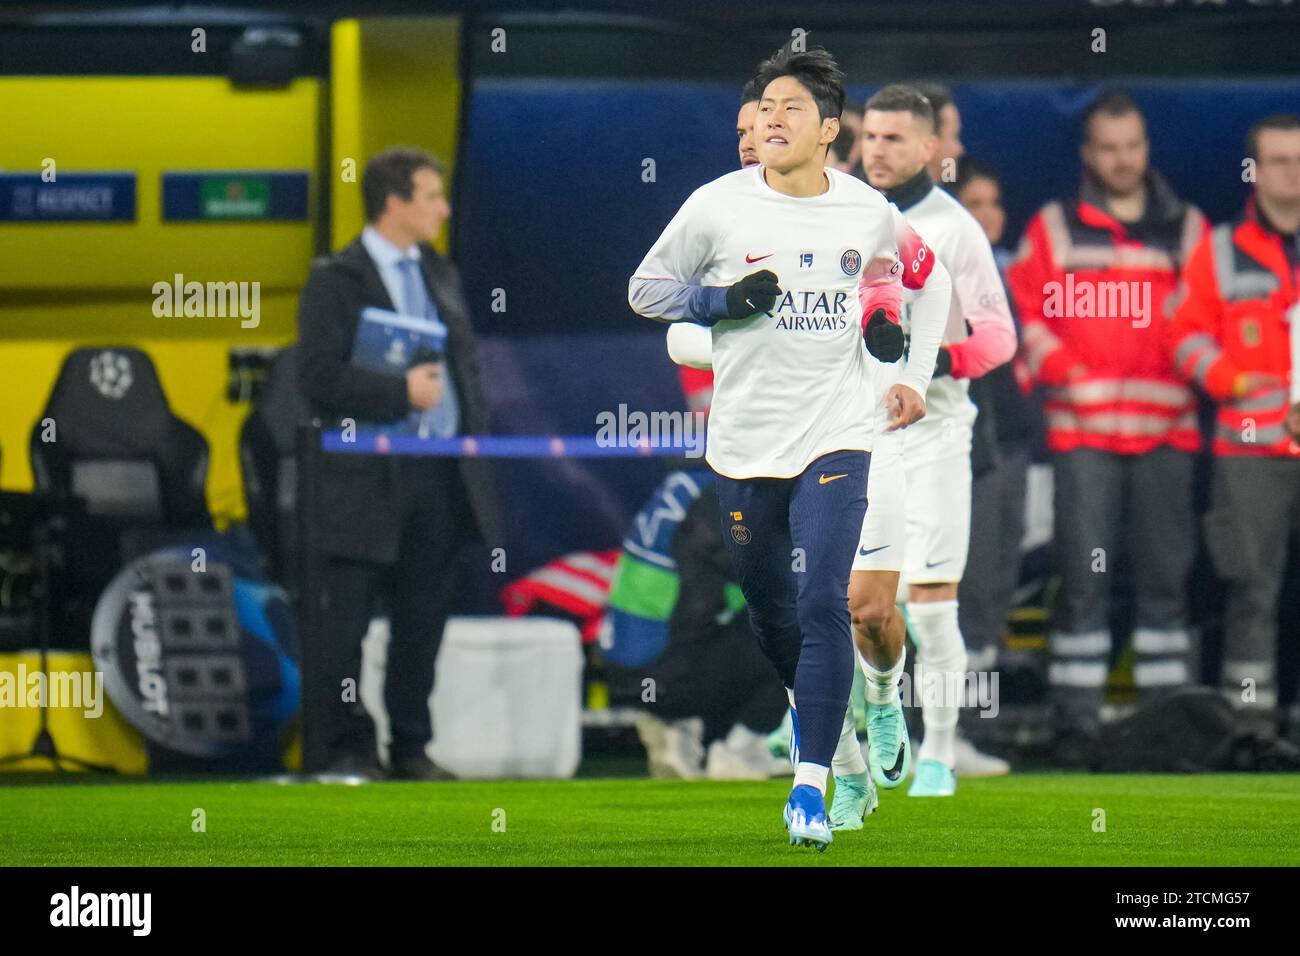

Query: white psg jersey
[[895, 184, 1014, 460], [630, 165, 941, 480]]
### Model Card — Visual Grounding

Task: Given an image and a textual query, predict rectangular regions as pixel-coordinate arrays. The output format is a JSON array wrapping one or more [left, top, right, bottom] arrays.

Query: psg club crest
[[841, 249, 862, 276], [731, 523, 751, 545]]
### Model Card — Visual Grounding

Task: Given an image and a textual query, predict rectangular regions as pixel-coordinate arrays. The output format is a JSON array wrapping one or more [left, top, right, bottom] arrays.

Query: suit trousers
[[310, 456, 469, 766]]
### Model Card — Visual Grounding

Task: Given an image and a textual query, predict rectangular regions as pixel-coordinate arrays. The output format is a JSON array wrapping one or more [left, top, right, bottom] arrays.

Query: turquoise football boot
[[865, 694, 911, 789], [828, 771, 879, 831], [908, 759, 957, 797]]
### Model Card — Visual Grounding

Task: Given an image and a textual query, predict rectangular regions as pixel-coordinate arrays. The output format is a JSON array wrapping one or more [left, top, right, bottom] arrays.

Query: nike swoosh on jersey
[[745, 253, 773, 263], [925, 558, 948, 568], [818, 473, 848, 484], [859, 545, 889, 556]]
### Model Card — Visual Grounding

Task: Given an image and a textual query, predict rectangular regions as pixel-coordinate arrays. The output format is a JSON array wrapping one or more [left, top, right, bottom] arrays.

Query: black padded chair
[[30, 347, 211, 529], [239, 345, 312, 592], [28, 347, 213, 647]]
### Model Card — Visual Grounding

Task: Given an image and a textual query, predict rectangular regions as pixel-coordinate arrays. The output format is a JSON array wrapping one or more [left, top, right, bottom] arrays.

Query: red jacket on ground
[[1008, 171, 1206, 455]]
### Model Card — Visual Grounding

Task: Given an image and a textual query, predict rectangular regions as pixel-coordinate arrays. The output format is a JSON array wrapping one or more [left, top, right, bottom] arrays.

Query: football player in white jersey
[[629, 45, 952, 850], [827, 85, 1017, 816]]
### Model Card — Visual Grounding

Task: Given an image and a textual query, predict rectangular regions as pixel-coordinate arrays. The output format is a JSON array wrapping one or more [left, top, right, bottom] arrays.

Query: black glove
[[934, 346, 953, 378], [863, 309, 905, 362], [725, 270, 781, 319]]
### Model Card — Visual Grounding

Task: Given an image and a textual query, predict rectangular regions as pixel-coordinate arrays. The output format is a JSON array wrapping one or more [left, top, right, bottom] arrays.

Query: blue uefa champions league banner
[[0, 172, 136, 221]]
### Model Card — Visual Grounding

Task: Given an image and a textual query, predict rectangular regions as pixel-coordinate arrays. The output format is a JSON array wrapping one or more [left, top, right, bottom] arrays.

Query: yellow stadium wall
[[331, 16, 463, 253]]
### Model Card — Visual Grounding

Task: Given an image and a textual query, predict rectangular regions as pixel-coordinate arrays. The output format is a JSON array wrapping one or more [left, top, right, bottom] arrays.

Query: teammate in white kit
[[829, 85, 1017, 812], [629, 46, 951, 850]]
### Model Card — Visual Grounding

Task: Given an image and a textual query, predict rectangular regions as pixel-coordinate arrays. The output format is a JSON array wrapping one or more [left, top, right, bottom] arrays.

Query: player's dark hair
[[740, 76, 764, 107], [948, 156, 1002, 197], [1080, 89, 1145, 143], [1245, 113, 1300, 159], [912, 83, 952, 123], [363, 146, 444, 222], [752, 42, 846, 123], [865, 83, 937, 132]]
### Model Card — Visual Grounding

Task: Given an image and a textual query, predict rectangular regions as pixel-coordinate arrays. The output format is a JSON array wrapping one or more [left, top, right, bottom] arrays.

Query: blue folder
[[351, 306, 449, 435]]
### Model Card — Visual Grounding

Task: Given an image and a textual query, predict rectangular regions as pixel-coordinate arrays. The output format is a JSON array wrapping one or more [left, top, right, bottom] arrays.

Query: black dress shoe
[[388, 753, 456, 781]]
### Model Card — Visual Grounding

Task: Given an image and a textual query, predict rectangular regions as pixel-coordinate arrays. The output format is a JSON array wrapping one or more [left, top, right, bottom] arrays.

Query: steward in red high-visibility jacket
[[1172, 198, 1298, 457], [1170, 113, 1300, 729], [1010, 172, 1205, 455], [1006, 92, 1208, 761]]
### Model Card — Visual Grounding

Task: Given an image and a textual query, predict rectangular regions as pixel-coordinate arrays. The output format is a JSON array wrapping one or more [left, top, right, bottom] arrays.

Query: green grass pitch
[[2, 774, 1297, 866]]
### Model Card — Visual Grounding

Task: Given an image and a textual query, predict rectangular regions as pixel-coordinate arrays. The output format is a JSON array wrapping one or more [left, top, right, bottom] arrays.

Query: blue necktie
[[397, 257, 460, 438]]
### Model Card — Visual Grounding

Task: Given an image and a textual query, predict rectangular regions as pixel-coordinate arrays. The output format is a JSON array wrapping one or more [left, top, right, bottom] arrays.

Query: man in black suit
[[297, 146, 501, 779]]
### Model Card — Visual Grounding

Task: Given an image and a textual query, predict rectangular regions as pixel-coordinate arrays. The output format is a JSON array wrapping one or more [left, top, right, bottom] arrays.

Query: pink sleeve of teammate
[[857, 211, 934, 329], [943, 224, 1017, 379], [947, 307, 1017, 379]]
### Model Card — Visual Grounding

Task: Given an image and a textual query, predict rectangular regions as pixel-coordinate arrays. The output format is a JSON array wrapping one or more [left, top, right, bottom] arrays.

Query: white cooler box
[[361, 615, 583, 779]]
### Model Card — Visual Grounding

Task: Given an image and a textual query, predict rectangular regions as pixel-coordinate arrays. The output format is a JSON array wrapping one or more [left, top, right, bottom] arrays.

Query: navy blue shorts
[[714, 448, 869, 767]]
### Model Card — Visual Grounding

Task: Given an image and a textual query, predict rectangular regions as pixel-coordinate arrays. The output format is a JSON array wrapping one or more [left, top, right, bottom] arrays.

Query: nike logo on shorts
[[859, 545, 889, 557]]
